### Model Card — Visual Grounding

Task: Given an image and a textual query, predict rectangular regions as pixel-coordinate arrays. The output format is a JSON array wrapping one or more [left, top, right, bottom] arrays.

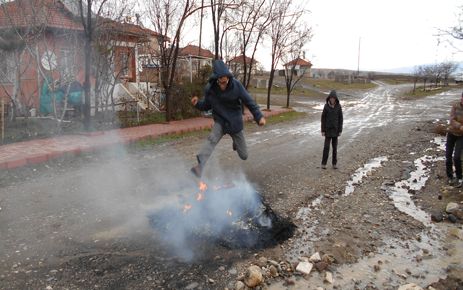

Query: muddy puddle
[[344, 156, 388, 196], [275, 138, 463, 289]]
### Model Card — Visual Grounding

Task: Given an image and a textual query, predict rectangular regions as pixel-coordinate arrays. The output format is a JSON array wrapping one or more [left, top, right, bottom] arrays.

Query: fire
[[183, 203, 192, 213], [196, 192, 204, 201], [226, 209, 233, 217], [199, 181, 208, 192]]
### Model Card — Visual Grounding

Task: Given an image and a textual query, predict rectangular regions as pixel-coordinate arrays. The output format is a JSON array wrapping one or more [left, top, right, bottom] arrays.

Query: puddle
[[385, 154, 444, 225], [432, 136, 446, 151], [344, 156, 388, 196], [276, 140, 463, 289], [269, 226, 463, 290]]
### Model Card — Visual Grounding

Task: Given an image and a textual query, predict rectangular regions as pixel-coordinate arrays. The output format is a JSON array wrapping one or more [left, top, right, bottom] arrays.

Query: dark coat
[[195, 60, 263, 134], [321, 91, 343, 137]]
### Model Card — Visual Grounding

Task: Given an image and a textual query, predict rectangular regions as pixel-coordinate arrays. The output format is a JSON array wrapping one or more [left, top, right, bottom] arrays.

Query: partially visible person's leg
[[331, 136, 338, 167], [453, 136, 463, 182], [192, 122, 224, 177], [446, 132, 457, 181], [322, 137, 331, 167], [231, 131, 248, 160]]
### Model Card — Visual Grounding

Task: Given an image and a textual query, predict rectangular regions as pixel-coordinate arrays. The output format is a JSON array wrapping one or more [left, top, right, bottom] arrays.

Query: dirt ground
[[0, 83, 462, 290]]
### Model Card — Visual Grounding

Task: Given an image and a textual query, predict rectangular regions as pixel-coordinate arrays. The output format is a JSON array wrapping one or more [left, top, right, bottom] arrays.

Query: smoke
[[58, 131, 277, 261], [147, 170, 270, 261]]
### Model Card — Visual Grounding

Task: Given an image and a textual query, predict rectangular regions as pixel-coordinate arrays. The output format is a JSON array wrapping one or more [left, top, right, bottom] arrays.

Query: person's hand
[[191, 96, 199, 106], [322, 132, 325, 136], [338, 132, 342, 136], [258, 117, 266, 126]]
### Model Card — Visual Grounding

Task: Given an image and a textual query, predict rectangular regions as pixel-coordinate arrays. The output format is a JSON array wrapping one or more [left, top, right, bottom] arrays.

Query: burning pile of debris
[[148, 179, 295, 250]]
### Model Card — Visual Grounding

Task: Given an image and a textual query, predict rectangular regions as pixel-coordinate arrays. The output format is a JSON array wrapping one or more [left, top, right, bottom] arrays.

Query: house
[[228, 55, 260, 77], [0, 0, 161, 116], [177, 45, 214, 82], [283, 57, 312, 77]]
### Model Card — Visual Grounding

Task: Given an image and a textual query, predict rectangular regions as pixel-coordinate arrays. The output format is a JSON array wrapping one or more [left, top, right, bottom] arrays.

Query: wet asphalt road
[[0, 82, 461, 289]]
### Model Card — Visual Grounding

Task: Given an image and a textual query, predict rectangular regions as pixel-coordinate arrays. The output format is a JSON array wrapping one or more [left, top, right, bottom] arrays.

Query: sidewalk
[[0, 108, 290, 169]]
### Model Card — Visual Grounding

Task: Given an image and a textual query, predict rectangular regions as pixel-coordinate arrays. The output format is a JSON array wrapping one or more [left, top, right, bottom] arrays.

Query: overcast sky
[[179, 0, 462, 72], [304, 0, 462, 72]]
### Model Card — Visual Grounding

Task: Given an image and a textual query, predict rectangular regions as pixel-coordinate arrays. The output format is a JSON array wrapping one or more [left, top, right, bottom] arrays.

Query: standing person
[[445, 92, 463, 187], [321, 90, 343, 169], [190, 59, 266, 178]]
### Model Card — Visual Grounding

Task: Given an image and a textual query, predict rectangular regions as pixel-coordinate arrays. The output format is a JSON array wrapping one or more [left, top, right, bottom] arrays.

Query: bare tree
[[446, 6, 463, 42], [209, 0, 241, 59], [0, 35, 27, 119], [282, 29, 311, 108], [146, 0, 204, 121], [265, 0, 308, 110], [227, 0, 273, 88], [412, 66, 421, 93], [439, 61, 458, 86]]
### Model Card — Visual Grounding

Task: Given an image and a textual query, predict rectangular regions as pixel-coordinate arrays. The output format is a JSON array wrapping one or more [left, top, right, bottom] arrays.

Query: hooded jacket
[[448, 101, 463, 136], [321, 90, 343, 137], [195, 60, 263, 134]]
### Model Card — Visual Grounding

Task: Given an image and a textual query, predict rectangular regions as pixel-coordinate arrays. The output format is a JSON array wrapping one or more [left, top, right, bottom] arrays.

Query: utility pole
[[357, 37, 361, 76]]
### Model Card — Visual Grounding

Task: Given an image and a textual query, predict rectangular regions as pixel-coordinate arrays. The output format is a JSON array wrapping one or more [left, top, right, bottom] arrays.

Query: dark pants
[[322, 136, 338, 166], [446, 132, 463, 179]]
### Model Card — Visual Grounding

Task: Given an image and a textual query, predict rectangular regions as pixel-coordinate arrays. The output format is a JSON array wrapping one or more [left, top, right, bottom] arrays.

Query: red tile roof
[[229, 55, 255, 64], [0, 0, 83, 31], [284, 57, 312, 67], [99, 18, 161, 38], [179, 45, 214, 58], [0, 0, 161, 39]]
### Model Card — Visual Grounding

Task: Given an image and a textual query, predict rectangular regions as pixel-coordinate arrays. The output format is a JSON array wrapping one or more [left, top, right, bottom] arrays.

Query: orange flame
[[196, 192, 204, 201], [183, 204, 192, 213], [199, 181, 208, 192]]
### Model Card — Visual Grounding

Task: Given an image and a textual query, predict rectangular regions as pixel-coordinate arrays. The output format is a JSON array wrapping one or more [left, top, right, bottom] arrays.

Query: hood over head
[[326, 90, 340, 104], [211, 59, 234, 80]]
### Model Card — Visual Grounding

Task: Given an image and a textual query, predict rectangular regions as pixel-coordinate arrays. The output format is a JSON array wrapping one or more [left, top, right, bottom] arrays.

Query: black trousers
[[446, 132, 463, 179], [322, 136, 338, 165]]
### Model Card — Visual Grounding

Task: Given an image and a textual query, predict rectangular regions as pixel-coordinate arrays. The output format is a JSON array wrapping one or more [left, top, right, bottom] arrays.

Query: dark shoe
[[448, 178, 456, 186], [455, 179, 463, 188], [190, 165, 202, 178], [321, 164, 327, 169], [333, 164, 338, 169]]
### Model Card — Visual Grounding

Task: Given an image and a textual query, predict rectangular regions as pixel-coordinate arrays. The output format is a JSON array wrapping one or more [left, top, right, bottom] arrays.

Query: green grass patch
[[245, 110, 307, 128], [404, 86, 453, 98], [131, 111, 305, 149], [302, 79, 377, 90], [130, 128, 211, 149], [264, 110, 306, 125], [249, 86, 314, 97]]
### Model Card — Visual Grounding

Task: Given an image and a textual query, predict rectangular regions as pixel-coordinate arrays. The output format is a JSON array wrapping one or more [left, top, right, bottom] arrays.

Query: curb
[[0, 108, 292, 170]]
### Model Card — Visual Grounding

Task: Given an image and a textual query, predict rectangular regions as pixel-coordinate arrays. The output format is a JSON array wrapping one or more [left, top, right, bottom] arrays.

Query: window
[[59, 48, 74, 80], [120, 52, 129, 77], [0, 51, 15, 82]]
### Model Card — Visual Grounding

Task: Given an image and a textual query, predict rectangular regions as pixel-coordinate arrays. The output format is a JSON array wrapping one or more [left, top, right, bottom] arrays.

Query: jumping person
[[190, 59, 266, 178], [321, 90, 343, 169]]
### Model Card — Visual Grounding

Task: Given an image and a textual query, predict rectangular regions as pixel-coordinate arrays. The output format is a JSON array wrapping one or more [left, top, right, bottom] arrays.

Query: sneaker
[[190, 165, 202, 178], [455, 179, 463, 188], [333, 164, 338, 169], [321, 164, 327, 169]]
